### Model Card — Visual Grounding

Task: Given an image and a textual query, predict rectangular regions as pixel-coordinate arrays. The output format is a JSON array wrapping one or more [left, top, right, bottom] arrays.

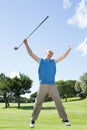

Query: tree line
[[30, 72, 87, 102], [0, 72, 87, 108], [0, 73, 32, 108]]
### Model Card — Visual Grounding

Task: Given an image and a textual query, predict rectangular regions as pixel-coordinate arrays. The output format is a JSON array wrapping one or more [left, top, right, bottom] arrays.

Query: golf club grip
[[26, 16, 49, 40]]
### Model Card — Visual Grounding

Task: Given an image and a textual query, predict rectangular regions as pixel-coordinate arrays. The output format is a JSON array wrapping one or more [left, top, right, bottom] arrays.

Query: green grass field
[[0, 98, 87, 130]]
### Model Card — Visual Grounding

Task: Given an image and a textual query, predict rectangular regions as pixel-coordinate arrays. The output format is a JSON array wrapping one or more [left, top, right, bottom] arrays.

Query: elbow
[[29, 52, 33, 57]]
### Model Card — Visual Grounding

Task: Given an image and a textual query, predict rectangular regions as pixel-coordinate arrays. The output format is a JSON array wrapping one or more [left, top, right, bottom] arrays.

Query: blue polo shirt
[[38, 58, 56, 84]]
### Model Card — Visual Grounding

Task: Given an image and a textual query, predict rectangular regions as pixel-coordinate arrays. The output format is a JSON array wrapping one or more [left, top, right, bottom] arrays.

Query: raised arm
[[23, 39, 40, 62], [55, 45, 72, 63]]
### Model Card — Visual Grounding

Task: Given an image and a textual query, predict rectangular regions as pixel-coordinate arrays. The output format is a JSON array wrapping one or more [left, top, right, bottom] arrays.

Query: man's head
[[45, 50, 54, 60]]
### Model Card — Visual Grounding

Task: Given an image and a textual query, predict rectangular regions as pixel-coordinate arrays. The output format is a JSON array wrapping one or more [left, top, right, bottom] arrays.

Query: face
[[46, 50, 53, 60]]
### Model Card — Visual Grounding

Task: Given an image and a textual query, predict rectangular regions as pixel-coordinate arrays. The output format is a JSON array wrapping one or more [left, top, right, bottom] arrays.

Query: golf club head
[[14, 47, 18, 50]]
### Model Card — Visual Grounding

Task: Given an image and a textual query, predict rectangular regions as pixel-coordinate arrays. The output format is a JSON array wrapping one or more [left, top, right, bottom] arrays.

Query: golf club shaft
[[16, 16, 49, 49]]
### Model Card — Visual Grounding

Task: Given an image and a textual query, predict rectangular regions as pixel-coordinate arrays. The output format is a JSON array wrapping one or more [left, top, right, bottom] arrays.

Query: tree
[[30, 92, 37, 102], [80, 72, 87, 96], [74, 81, 83, 99], [56, 80, 65, 97], [11, 73, 32, 108], [65, 80, 76, 97], [30, 92, 53, 103], [56, 80, 76, 101], [0, 73, 12, 108], [74, 81, 81, 92]]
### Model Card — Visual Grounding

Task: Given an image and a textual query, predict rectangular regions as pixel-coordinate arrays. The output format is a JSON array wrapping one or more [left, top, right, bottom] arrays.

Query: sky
[[0, 0, 87, 97]]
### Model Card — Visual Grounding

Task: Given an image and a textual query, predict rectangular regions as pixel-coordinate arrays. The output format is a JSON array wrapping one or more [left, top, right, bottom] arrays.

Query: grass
[[0, 98, 87, 130]]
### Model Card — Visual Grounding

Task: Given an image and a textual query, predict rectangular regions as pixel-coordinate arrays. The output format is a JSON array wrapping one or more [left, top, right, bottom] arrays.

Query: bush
[[78, 92, 86, 99]]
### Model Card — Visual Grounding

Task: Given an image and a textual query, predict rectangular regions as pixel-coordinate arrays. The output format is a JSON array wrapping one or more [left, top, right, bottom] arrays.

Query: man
[[23, 39, 72, 128]]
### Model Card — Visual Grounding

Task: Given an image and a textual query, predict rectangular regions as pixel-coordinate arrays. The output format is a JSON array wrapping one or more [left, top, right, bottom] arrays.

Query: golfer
[[23, 39, 72, 128]]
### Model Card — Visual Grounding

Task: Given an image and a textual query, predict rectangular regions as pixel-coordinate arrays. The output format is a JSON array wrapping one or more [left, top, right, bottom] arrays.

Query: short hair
[[46, 49, 54, 55]]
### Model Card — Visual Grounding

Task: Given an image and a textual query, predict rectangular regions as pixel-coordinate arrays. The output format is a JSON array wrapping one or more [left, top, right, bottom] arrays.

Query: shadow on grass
[[68, 98, 82, 102], [17, 106, 56, 110], [67, 98, 83, 102], [63, 98, 83, 103], [2, 105, 33, 110], [2, 98, 85, 110], [2, 104, 56, 110]]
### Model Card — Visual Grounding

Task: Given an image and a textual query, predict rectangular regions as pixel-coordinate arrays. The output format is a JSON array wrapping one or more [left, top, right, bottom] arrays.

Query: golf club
[[14, 16, 49, 50]]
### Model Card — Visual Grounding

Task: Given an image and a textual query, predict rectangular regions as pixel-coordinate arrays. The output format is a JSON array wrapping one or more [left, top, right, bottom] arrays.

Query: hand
[[68, 44, 73, 50], [23, 39, 28, 45]]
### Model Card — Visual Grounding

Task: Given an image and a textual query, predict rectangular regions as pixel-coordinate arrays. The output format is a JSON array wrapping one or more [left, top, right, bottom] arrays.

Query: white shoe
[[30, 120, 35, 128], [64, 121, 71, 126], [62, 120, 71, 126]]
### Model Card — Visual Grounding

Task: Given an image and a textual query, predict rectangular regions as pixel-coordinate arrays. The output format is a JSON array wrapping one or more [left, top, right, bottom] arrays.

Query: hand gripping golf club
[[14, 16, 49, 50]]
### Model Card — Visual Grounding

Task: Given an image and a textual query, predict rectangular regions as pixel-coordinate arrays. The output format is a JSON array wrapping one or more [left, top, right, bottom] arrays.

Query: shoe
[[62, 120, 71, 126], [30, 120, 35, 128]]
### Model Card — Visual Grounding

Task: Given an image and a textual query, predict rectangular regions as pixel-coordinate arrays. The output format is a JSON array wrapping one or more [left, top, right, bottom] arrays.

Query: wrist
[[69, 47, 71, 50]]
